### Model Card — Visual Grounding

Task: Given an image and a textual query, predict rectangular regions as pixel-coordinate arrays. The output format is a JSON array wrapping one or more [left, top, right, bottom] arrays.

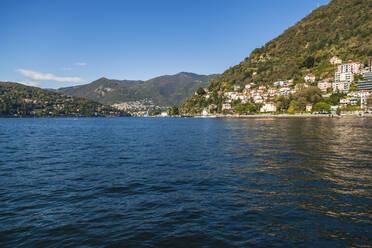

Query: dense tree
[[152, 110, 161, 116], [0, 82, 129, 117], [300, 56, 315, 69], [196, 87, 206, 95], [313, 102, 331, 112], [234, 104, 257, 114], [168, 106, 179, 116], [276, 96, 291, 111], [325, 93, 346, 105]]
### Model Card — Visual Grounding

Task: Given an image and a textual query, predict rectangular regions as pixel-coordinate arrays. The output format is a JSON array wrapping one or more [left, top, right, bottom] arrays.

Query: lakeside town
[[152, 57, 372, 118]]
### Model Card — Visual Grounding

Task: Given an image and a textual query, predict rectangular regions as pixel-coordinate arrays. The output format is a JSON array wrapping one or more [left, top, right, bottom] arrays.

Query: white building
[[273, 79, 293, 87], [306, 104, 313, 112], [260, 102, 277, 112], [359, 91, 372, 109], [330, 105, 340, 112], [245, 84, 252, 90], [233, 85, 241, 91], [253, 95, 263, 103], [332, 81, 350, 92], [330, 56, 342, 65], [268, 88, 277, 96], [335, 71, 354, 83], [279, 87, 291, 95], [222, 103, 232, 111], [208, 104, 217, 111], [202, 108, 209, 116], [304, 74, 316, 83], [337, 62, 363, 74], [340, 98, 358, 105], [317, 80, 332, 92]]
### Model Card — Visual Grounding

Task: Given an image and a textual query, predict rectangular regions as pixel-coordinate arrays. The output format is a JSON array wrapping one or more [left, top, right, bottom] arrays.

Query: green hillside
[[181, 0, 372, 113], [131, 72, 218, 106], [0, 82, 129, 117], [58, 78, 145, 105], [58, 72, 218, 107]]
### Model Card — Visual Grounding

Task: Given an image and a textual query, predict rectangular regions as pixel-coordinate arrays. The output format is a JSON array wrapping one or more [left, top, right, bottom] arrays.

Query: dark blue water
[[0, 117, 371, 247]]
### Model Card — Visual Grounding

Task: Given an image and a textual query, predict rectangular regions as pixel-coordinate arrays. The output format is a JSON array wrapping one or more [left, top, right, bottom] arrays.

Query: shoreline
[[1, 113, 372, 119], [191, 113, 372, 118]]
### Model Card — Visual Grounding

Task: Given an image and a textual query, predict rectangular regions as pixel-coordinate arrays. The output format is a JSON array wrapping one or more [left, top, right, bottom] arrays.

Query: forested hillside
[[213, 0, 371, 89], [181, 0, 372, 113], [58, 72, 218, 107], [0, 82, 129, 117]]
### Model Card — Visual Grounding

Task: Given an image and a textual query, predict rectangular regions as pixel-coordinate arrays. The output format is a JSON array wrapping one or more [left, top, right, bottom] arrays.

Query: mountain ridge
[[58, 72, 218, 107]]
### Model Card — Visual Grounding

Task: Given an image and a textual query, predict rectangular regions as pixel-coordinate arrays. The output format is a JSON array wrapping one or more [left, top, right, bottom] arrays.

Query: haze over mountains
[[58, 72, 218, 107]]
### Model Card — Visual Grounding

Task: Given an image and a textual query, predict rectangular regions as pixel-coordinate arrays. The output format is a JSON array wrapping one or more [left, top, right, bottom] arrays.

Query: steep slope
[[0, 82, 128, 117], [181, 0, 372, 113], [58, 72, 218, 107]]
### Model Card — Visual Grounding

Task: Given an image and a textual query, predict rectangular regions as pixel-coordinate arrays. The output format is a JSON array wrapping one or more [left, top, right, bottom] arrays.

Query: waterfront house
[[306, 104, 313, 112], [340, 98, 358, 105], [359, 91, 372, 109], [330, 105, 340, 112], [222, 103, 232, 111], [260, 102, 277, 112], [208, 104, 217, 111]]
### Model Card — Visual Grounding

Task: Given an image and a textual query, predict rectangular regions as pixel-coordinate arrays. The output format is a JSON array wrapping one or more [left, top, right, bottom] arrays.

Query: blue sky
[[1, 0, 330, 89]]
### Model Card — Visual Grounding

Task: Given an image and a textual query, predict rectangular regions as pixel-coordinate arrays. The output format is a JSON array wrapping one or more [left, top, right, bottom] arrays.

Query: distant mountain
[[58, 72, 218, 107], [0, 81, 129, 117], [58, 77, 145, 105], [131, 72, 218, 106], [181, 0, 372, 114]]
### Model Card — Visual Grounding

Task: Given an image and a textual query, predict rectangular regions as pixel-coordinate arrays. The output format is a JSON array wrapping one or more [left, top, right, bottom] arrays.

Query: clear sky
[[1, 0, 330, 89]]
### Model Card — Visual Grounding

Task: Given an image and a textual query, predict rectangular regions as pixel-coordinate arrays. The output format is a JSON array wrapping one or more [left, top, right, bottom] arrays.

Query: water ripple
[[0, 117, 371, 247]]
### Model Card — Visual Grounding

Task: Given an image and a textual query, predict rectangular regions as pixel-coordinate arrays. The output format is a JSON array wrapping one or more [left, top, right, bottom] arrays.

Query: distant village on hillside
[[175, 56, 372, 117]]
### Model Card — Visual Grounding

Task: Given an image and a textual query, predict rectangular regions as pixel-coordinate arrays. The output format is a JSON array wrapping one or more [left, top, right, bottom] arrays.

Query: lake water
[[0, 117, 371, 247]]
